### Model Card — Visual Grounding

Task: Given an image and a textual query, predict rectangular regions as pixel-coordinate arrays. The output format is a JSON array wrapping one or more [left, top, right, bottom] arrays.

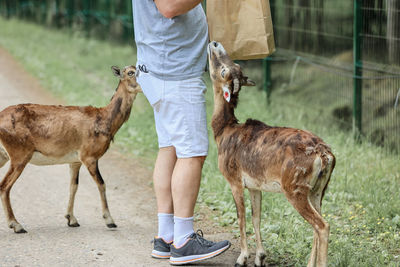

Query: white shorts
[[137, 73, 209, 158]]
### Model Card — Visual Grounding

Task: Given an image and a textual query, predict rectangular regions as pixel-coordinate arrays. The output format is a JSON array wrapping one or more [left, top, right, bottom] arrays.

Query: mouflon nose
[[208, 41, 225, 55], [209, 41, 219, 48]]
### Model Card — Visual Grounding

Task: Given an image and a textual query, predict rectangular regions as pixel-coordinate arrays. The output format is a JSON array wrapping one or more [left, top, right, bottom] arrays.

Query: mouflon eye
[[221, 68, 226, 78], [128, 71, 134, 76]]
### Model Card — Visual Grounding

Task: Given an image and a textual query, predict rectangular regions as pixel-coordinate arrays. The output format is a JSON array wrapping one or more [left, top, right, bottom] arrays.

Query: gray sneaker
[[169, 230, 231, 265], [151, 237, 172, 259]]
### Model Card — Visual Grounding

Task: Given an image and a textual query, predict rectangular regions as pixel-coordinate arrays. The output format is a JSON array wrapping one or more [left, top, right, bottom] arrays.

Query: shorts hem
[[176, 152, 208, 159], [159, 144, 173, 149], [157, 146, 208, 159]]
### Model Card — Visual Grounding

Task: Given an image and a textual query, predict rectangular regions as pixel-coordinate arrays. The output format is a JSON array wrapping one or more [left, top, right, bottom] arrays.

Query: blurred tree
[[285, 0, 294, 49], [4, 0, 11, 18], [363, 0, 376, 34], [45, 0, 53, 26], [300, 0, 310, 50], [377, 0, 384, 36], [387, 0, 400, 64], [315, 0, 324, 53]]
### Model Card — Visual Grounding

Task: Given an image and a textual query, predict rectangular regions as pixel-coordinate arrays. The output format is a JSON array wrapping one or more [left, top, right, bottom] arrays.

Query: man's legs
[[151, 146, 177, 259], [153, 146, 177, 243], [148, 76, 230, 263], [171, 156, 205, 218], [153, 146, 205, 243], [153, 146, 177, 215], [171, 156, 205, 247], [169, 155, 230, 264]]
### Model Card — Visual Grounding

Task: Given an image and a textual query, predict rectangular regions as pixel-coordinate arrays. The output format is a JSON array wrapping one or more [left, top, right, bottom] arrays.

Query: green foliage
[[0, 18, 399, 266], [0, 0, 134, 42]]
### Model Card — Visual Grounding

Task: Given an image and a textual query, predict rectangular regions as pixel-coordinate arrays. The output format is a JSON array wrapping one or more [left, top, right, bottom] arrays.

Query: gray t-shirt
[[132, 0, 208, 81]]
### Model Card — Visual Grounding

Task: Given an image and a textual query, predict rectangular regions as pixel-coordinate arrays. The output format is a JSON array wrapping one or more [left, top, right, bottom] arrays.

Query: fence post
[[109, 0, 115, 40], [41, 0, 46, 24], [67, 0, 74, 28], [0, 0, 3, 18], [353, 0, 362, 139], [84, 0, 90, 37], [263, 57, 272, 105], [105, 0, 111, 35], [5, 0, 10, 18], [54, 0, 60, 27], [125, 1, 133, 42], [15, 0, 19, 18]]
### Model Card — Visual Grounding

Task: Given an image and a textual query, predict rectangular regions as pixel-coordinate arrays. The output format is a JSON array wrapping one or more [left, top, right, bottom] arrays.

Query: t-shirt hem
[[148, 71, 205, 81]]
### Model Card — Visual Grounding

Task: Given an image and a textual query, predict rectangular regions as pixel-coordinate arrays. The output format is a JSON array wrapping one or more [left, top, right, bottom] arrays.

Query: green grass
[[0, 18, 399, 266]]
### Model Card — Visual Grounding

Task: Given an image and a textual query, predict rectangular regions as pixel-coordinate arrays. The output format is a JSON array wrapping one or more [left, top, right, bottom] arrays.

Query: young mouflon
[[208, 41, 335, 267], [0, 65, 141, 233]]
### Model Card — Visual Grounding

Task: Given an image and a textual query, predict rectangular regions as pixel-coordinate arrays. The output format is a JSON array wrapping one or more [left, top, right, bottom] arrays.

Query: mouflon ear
[[233, 78, 240, 94], [242, 76, 256, 86], [111, 66, 121, 77]]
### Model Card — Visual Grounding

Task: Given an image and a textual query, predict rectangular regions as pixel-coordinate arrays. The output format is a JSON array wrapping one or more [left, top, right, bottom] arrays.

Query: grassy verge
[[0, 18, 399, 266]]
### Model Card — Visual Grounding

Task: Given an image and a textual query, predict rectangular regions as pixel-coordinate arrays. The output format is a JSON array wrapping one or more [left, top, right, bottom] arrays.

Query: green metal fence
[[0, 0, 134, 42], [265, 0, 400, 153]]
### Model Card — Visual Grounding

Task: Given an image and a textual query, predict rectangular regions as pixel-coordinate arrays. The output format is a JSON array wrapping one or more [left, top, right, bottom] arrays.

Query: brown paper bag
[[206, 0, 275, 60]]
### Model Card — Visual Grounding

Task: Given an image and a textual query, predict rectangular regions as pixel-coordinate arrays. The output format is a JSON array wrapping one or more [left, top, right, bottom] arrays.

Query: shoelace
[[190, 229, 215, 247]]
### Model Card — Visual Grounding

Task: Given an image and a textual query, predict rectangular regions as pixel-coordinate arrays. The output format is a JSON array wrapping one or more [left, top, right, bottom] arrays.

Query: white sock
[[157, 213, 174, 243], [173, 216, 195, 248]]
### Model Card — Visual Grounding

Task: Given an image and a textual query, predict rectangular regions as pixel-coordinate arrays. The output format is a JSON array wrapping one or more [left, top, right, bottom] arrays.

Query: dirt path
[[0, 47, 237, 266]]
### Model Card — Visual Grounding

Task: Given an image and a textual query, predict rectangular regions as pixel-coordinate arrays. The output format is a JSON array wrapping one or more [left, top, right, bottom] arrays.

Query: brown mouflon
[[0, 65, 142, 233], [208, 41, 335, 267]]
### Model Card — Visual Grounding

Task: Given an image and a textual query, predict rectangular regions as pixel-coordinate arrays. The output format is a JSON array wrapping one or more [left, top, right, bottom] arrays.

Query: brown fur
[[0, 65, 142, 233], [208, 42, 335, 267]]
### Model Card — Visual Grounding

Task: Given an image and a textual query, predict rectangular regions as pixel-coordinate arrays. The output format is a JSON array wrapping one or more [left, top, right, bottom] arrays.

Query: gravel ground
[[0, 47, 237, 267]]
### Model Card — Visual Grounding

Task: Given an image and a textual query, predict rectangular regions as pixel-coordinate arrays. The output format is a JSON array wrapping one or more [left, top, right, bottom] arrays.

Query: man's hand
[[154, 0, 203, 18]]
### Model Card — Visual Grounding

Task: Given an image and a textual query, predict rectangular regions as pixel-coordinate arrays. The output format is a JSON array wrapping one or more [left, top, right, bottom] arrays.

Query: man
[[132, 0, 230, 265]]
